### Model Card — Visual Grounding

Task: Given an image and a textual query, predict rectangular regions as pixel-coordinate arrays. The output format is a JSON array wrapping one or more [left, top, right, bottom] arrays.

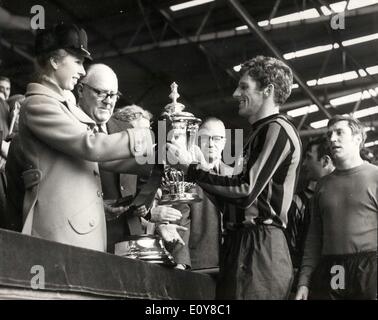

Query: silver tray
[[115, 235, 176, 267], [159, 192, 202, 205]]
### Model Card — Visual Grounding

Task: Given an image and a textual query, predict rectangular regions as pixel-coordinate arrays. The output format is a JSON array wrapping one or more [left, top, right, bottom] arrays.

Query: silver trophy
[[114, 83, 200, 265], [114, 234, 176, 267], [159, 82, 202, 205]]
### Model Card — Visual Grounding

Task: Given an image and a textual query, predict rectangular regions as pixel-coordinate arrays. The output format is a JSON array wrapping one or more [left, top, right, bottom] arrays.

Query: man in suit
[[77, 68, 186, 255], [76, 66, 149, 251], [189, 118, 233, 270]]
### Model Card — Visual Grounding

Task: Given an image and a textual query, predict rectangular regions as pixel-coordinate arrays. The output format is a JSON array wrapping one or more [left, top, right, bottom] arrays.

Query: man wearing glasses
[[188, 118, 233, 270], [78, 72, 121, 133], [77, 65, 153, 226]]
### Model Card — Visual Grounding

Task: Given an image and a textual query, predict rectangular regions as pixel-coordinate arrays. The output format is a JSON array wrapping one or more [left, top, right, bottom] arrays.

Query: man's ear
[[321, 155, 332, 168], [220, 137, 227, 151], [264, 84, 274, 98], [354, 134, 362, 148], [77, 83, 84, 98]]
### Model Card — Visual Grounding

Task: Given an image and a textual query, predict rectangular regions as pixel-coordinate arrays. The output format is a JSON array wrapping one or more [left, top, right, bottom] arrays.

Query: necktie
[[93, 125, 105, 134]]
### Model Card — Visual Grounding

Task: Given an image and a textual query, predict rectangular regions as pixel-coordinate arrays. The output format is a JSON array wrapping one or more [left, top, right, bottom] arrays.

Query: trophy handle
[[187, 123, 198, 154]]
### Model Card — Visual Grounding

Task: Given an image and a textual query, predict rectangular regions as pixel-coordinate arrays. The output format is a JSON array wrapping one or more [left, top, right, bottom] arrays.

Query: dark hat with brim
[[35, 23, 93, 61]]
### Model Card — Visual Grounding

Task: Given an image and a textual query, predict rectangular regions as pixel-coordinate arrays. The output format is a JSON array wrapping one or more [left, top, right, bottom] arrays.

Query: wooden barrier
[[0, 229, 216, 299]]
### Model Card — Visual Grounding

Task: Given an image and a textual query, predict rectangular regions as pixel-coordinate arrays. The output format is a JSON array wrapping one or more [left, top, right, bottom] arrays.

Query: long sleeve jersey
[[187, 114, 302, 229]]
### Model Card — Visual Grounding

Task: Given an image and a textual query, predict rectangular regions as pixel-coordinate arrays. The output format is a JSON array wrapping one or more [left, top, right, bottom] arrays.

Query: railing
[[0, 228, 215, 300]]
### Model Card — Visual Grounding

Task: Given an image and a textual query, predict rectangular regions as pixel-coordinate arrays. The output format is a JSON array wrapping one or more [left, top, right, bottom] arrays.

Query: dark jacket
[[285, 188, 313, 268], [188, 162, 233, 269], [103, 117, 145, 252], [2, 135, 24, 231]]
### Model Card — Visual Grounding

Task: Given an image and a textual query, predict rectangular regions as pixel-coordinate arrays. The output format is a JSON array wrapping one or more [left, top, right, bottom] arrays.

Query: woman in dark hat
[[14, 23, 154, 251]]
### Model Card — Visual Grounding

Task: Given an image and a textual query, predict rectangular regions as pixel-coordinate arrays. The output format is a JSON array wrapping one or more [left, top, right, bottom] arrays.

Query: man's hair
[[240, 55, 293, 106], [113, 104, 153, 122], [200, 117, 225, 131], [327, 115, 367, 148], [0, 76, 10, 83], [306, 136, 331, 161], [81, 63, 117, 85]]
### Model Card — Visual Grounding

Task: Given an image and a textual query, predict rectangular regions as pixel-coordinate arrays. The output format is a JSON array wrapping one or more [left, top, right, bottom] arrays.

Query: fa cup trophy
[[114, 82, 201, 266], [159, 82, 202, 205]]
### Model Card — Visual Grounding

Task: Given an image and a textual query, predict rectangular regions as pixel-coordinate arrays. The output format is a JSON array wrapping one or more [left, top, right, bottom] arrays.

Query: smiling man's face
[[232, 72, 265, 119]]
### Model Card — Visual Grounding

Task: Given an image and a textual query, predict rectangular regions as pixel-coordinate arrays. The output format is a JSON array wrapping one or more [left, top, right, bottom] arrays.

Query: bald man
[[77, 64, 118, 130], [189, 118, 233, 269]]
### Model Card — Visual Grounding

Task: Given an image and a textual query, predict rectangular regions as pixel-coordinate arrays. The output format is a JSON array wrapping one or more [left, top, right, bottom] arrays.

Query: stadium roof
[[1, 0, 378, 152]]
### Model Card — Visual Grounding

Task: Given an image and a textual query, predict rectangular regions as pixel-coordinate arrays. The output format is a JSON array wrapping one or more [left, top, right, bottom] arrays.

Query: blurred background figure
[[6, 94, 24, 139], [0, 76, 11, 224], [113, 104, 152, 129], [286, 136, 334, 296], [360, 147, 375, 163], [0, 76, 11, 154], [0, 76, 11, 100]]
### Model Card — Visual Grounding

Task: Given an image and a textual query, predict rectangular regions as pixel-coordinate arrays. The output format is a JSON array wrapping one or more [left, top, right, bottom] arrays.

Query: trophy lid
[[164, 82, 185, 114], [162, 82, 201, 125]]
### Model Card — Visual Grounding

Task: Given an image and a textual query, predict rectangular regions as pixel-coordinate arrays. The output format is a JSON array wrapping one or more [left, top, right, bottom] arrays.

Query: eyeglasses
[[199, 135, 225, 143], [127, 112, 151, 122], [81, 83, 121, 101]]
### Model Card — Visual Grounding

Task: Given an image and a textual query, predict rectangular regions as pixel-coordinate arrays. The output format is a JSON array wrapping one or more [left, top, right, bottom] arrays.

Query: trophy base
[[114, 235, 176, 267], [159, 192, 202, 205]]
